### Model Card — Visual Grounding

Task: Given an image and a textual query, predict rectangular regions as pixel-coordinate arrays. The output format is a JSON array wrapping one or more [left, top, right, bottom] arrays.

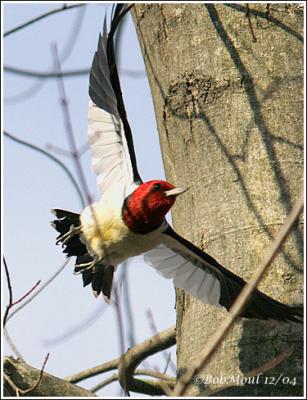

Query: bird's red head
[[122, 180, 188, 234]]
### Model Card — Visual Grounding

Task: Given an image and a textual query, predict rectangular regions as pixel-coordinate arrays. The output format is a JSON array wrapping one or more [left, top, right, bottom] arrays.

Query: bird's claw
[[56, 225, 81, 245], [74, 256, 101, 274]]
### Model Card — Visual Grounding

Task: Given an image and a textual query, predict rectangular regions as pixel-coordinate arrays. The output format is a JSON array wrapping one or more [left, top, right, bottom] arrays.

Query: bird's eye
[[153, 183, 161, 191]]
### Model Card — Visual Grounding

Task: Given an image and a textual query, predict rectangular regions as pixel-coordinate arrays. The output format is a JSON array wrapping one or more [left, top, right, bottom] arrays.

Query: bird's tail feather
[[82, 264, 114, 302], [51, 209, 114, 301], [51, 209, 87, 257]]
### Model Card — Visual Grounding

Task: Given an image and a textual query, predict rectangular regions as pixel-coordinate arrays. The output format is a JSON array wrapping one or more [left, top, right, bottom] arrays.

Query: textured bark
[[132, 3, 303, 396], [3, 357, 96, 397]]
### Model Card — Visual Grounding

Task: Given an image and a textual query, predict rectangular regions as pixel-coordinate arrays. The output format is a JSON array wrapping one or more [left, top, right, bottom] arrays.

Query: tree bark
[[132, 3, 303, 396], [3, 356, 96, 397]]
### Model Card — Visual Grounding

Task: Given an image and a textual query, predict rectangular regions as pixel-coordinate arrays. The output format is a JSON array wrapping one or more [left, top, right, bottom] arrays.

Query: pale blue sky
[[3, 3, 177, 396]]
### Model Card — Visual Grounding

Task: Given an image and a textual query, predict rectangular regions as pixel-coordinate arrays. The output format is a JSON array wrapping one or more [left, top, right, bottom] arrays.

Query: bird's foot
[[73, 255, 101, 274], [56, 225, 81, 245]]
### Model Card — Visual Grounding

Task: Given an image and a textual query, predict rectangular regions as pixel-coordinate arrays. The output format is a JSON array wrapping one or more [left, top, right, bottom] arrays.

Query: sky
[[3, 2, 178, 396]]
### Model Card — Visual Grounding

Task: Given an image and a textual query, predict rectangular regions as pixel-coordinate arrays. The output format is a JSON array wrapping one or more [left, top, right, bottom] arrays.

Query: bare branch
[[225, 3, 303, 43], [4, 65, 146, 79], [3, 4, 85, 37], [66, 357, 119, 384], [121, 266, 137, 348], [51, 41, 112, 261], [4, 6, 86, 105], [4, 131, 85, 208], [6, 260, 69, 324], [4, 354, 49, 396], [4, 65, 90, 79], [146, 309, 176, 374], [4, 80, 45, 104], [113, 286, 129, 395], [46, 140, 89, 159], [11, 281, 41, 308], [46, 143, 79, 158], [90, 372, 119, 392], [118, 326, 176, 395], [172, 192, 304, 396], [3, 356, 96, 397], [3, 255, 41, 327], [91, 369, 175, 393], [51, 42, 93, 206], [245, 4, 257, 42], [3, 256, 13, 327], [3, 328, 24, 360], [20, 353, 50, 395], [44, 274, 126, 346], [65, 325, 176, 387]]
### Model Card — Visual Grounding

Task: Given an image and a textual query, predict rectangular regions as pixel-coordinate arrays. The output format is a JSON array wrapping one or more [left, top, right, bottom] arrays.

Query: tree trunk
[[132, 3, 303, 396]]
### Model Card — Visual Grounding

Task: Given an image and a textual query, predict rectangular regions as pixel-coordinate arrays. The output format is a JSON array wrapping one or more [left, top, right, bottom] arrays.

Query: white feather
[[144, 239, 221, 306], [88, 101, 136, 198]]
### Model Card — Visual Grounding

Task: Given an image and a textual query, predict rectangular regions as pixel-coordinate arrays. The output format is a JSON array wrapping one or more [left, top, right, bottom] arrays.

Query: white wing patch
[[88, 101, 136, 197], [144, 243, 221, 306]]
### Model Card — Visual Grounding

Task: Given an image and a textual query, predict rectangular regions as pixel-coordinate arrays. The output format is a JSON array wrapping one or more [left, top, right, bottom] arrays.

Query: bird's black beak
[[165, 187, 189, 197]]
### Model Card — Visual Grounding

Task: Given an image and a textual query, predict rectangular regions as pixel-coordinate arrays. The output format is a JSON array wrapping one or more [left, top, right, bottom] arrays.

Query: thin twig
[[3, 256, 41, 327], [20, 353, 50, 394], [3, 256, 13, 327], [3, 372, 21, 396], [3, 328, 24, 360], [11, 281, 41, 307], [52, 41, 110, 272], [43, 301, 107, 346], [245, 4, 257, 42], [4, 4, 85, 37], [4, 280, 40, 326], [121, 265, 137, 348], [113, 286, 129, 396], [46, 143, 77, 158], [146, 309, 176, 374], [4, 131, 85, 208], [4, 353, 49, 396], [3, 356, 97, 397], [4, 65, 89, 79], [52, 43, 93, 205], [46, 141, 89, 159], [4, 66, 146, 79], [5, 6, 86, 105], [3, 353, 49, 397], [172, 192, 304, 396], [44, 273, 125, 346], [162, 352, 172, 375], [6, 260, 69, 323]]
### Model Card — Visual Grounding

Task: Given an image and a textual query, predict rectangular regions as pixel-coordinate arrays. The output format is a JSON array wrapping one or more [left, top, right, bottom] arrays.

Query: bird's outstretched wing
[[144, 226, 303, 323], [88, 4, 142, 198]]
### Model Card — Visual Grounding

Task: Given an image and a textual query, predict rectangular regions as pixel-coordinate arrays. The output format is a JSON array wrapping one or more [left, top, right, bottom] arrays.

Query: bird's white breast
[[80, 197, 165, 266]]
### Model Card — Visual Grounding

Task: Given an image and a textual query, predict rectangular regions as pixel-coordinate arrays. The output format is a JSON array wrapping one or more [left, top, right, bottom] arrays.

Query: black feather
[[164, 227, 303, 323], [86, 264, 114, 300], [88, 4, 142, 185], [51, 209, 86, 258]]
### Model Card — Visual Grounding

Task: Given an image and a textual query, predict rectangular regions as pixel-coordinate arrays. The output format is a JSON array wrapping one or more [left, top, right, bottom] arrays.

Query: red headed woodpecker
[[51, 5, 302, 322]]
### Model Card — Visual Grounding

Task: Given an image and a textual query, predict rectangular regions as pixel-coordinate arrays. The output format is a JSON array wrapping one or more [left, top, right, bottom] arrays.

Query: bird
[[51, 4, 302, 323]]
